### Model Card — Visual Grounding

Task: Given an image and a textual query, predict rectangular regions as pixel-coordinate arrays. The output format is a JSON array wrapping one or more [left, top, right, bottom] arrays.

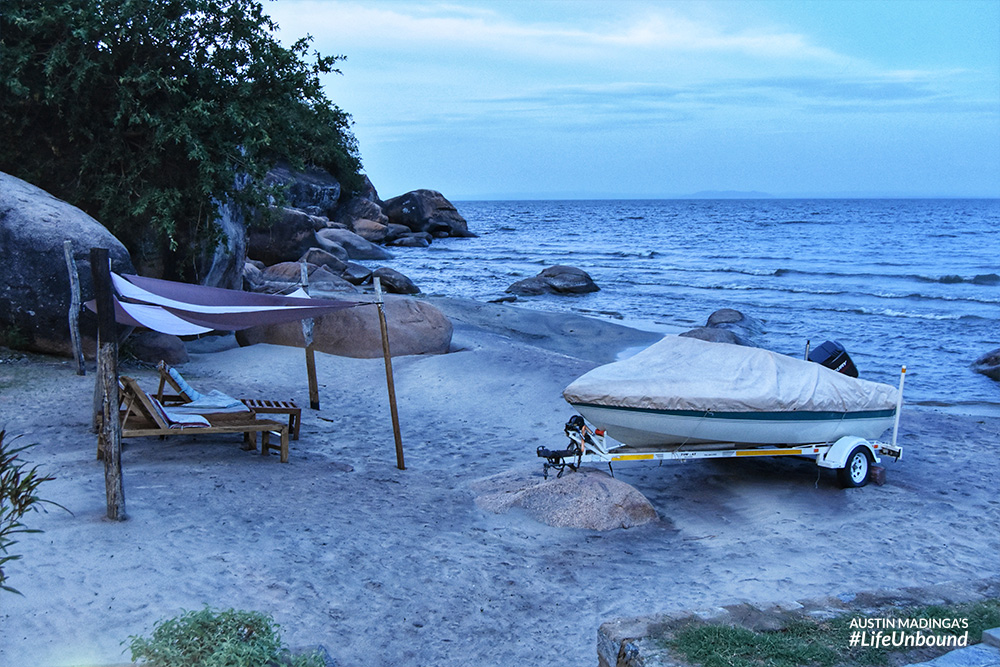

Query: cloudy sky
[[265, 0, 1000, 200]]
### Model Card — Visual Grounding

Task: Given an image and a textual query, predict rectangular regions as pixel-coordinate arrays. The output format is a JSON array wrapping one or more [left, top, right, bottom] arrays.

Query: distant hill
[[682, 190, 774, 199]]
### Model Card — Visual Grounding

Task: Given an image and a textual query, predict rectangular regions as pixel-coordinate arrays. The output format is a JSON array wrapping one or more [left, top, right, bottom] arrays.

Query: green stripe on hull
[[569, 403, 895, 421]]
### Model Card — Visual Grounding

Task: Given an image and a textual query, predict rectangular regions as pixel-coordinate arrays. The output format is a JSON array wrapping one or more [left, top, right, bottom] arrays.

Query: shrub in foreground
[[128, 606, 326, 667]]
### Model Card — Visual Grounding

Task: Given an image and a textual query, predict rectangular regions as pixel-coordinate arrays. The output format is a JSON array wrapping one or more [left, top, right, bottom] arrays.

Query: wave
[[870, 291, 1000, 306], [828, 307, 982, 321]]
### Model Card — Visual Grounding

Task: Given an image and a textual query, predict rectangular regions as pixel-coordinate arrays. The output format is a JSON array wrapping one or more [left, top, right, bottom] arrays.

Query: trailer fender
[[817, 436, 880, 470]]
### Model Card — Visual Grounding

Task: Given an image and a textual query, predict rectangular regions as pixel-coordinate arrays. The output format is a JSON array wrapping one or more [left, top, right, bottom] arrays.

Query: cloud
[[450, 70, 988, 129], [269, 1, 849, 65]]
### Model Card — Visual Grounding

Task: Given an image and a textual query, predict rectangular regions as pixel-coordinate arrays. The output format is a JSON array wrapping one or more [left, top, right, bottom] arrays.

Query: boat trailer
[[538, 415, 904, 489]]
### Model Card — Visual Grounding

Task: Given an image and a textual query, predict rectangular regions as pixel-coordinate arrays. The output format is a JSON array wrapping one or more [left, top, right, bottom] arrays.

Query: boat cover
[[563, 336, 899, 414]]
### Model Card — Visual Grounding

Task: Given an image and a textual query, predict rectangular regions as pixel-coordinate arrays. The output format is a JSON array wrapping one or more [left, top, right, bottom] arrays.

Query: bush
[[0, 429, 60, 594], [127, 606, 326, 667]]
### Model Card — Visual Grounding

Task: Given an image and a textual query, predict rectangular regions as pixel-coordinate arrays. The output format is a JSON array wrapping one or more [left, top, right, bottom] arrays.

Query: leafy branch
[[0, 429, 69, 595]]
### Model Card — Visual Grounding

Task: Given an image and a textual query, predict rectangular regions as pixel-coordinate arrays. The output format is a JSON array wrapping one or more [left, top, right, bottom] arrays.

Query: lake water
[[376, 199, 1000, 413]]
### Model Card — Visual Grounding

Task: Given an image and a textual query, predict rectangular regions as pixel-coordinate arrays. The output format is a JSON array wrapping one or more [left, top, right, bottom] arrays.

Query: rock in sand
[[0, 171, 135, 356], [472, 467, 658, 531]]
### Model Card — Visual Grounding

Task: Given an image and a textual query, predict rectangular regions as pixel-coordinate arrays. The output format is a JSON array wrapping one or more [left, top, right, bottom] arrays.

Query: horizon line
[[444, 193, 1000, 202]]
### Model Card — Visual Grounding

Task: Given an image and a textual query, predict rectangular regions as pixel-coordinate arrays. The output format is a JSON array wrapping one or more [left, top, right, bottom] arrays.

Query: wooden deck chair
[[114, 375, 290, 462], [156, 361, 301, 440]]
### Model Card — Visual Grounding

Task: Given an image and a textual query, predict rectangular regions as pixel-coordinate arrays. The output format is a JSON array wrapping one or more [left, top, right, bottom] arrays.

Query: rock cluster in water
[[680, 308, 766, 347], [244, 167, 474, 298], [506, 265, 600, 296], [971, 348, 1000, 381]]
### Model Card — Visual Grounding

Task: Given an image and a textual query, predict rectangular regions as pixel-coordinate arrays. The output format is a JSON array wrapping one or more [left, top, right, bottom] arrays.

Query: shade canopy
[[87, 273, 364, 334]]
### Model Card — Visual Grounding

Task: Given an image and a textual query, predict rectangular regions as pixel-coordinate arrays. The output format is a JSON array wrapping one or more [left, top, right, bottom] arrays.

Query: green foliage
[[667, 599, 1000, 667], [0, 0, 362, 280], [0, 430, 60, 595], [127, 606, 326, 667]]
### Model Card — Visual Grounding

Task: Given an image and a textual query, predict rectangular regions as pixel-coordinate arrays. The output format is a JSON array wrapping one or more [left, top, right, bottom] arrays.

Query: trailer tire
[[838, 446, 871, 488]]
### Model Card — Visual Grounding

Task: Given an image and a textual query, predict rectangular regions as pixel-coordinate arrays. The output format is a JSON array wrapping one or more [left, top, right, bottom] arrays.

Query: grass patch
[[128, 606, 326, 667], [666, 599, 1000, 667]]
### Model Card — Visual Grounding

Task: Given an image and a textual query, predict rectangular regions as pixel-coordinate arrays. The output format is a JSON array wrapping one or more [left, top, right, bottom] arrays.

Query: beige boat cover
[[563, 336, 899, 413]]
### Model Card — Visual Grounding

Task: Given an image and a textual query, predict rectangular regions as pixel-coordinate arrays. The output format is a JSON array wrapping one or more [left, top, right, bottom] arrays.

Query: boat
[[562, 335, 901, 448]]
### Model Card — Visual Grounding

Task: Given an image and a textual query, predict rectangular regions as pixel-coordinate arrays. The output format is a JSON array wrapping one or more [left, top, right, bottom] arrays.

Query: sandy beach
[[1, 297, 998, 667]]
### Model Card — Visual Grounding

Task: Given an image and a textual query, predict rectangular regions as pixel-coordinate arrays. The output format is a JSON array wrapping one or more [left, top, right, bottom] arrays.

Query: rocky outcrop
[[372, 267, 419, 295], [315, 228, 393, 261], [265, 163, 342, 218], [241, 170, 469, 299], [472, 467, 658, 531], [680, 308, 764, 347], [382, 189, 474, 238], [971, 348, 1000, 381], [248, 207, 331, 265], [506, 265, 600, 296], [235, 295, 452, 358], [351, 218, 389, 244], [0, 171, 135, 356], [200, 197, 247, 290], [298, 248, 348, 275], [333, 195, 389, 228]]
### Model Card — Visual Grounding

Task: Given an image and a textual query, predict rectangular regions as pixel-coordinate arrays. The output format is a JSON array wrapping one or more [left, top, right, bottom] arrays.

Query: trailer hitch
[[537, 415, 589, 479], [536, 443, 581, 479]]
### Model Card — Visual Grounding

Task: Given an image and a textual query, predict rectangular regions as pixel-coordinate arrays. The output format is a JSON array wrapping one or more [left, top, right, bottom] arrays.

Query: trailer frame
[[538, 418, 903, 488]]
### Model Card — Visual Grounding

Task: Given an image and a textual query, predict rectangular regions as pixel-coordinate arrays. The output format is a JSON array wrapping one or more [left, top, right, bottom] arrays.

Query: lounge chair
[[156, 361, 301, 440], [112, 375, 290, 462]]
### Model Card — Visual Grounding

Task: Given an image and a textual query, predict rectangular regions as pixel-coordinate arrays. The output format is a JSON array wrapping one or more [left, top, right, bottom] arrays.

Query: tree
[[0, 0, 362, 280]]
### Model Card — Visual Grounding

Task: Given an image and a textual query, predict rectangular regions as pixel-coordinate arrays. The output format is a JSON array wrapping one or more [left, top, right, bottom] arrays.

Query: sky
[[264, 0, 1000, 200]]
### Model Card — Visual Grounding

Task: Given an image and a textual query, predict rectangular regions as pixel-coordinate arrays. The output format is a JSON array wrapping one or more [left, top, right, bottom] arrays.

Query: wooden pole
[[90, 248, 126, 521], [300, 262, 320, 410], [63, 241, 85, 376], [374, 278, 404, 470]]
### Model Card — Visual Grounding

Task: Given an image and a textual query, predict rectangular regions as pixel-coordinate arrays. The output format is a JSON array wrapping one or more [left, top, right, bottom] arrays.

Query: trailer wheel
[[838, 446, 871, 488]]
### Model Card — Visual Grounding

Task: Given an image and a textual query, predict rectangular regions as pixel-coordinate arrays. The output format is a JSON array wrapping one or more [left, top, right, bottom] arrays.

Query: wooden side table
[[241, 398, 302, 440]]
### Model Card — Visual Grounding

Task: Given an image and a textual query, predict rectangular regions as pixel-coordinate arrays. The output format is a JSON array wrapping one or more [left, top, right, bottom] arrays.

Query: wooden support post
[[300, 262, 320, 410], [375, 278, 405, 470], [63, 241, 85, 376], [90, 247, 126, 521]]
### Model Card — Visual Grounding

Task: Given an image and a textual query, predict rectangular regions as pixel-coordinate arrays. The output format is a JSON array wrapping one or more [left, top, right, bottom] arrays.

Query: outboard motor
[[808, 340, 859, 377]]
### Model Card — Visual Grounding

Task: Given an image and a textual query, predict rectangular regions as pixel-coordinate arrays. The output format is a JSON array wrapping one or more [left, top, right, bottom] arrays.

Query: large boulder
[[352, 218, 389, 244], [506, 265, 600, 296], [0, 172, 135, 356], [372, 267, 420, 295], [971, 348, 1000, 381], [253, 262, 357, 295], [472, 468, 658, 531], [334, 195, 389, 228], [265, 163, 342, 218], [235, 295, 452, 358], [248, 207, 328, 265], [127, 331, 189, 365], [382, 190, 474, 237], [299, 247, 349, 275], [315, 228, 393, 260]]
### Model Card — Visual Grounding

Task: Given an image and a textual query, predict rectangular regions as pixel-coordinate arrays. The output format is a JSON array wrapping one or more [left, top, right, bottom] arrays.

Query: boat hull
[[570, 402, 897, 447]]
